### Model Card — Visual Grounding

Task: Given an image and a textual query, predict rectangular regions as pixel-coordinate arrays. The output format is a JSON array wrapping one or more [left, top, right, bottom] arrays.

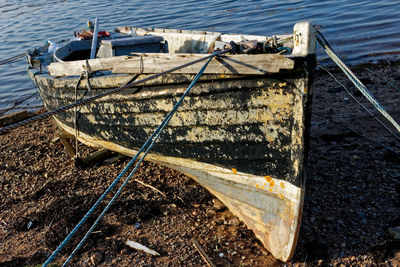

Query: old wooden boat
[[27, 21, 316, 261]]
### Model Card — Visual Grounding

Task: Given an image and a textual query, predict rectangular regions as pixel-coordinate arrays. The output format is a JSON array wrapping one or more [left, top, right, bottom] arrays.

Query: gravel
[[0, 59, 399, 266]]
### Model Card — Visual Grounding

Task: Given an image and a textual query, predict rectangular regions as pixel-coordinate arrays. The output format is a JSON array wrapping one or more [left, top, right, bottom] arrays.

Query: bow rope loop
[[42, 51, 220, 267], [316, 31, 400, 134]]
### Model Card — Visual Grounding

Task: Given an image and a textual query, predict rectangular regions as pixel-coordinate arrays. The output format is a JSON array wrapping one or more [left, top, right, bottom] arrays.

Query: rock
[[229, 217, 240, 226], [134, 222, 141, 229], [206, 209, 216, 218], [170, 203, 177, 208], [212, 199, 225, 211], [90, 252, 103, 265], [388, 226, 400, 240]]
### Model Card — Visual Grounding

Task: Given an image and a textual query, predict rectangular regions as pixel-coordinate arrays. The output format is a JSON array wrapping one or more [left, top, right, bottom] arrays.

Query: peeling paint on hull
[[31, 53, 315, 261], [34, 70, 314, 185]]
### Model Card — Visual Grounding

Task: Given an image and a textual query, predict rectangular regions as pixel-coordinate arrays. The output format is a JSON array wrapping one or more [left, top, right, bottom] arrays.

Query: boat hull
[[28, 21, 316, 261], [33, 69, 313, 185], [31, 58, 314, 261]]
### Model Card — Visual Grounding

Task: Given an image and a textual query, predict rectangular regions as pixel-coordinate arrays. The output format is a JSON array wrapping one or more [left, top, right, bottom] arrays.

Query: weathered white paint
[[47, 53, 294, 77], [292, 21, 316, 56]]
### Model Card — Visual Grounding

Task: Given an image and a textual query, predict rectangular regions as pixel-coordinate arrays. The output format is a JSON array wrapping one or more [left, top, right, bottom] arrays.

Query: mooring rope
[[318, 64, 400, 141], [0, 53, 25, 65], [0, 91, 39, 116], [365, 67, 400, 94], [0, 50, 229, 135], [42, 52, 219, 267], [316, 31, 400, 134], [313, 112, 400, 157]]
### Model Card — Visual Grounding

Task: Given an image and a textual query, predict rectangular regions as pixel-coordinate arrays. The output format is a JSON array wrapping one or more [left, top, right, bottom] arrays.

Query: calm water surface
[[1, 0, 399, 110]]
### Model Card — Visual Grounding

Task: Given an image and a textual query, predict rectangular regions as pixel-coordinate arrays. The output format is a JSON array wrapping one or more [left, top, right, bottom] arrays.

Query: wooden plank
[[59, 135, 76, 157], [48, 53, 294, 77], [113, 54, 294, 75], [81, 148, 113, 164], [47, 56, 130, 76]]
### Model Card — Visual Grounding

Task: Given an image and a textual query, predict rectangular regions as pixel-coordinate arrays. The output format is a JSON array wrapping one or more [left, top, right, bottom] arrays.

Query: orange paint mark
[[280, 182, 285, 188], [265, 176, 274, 187], [278, 193, 284, 199], [268, 188, 273, 192], [256, 184, 259, 188], [269, 180, 275, 187], [232, 168, 237, 174], [261, 186, 265, 190]]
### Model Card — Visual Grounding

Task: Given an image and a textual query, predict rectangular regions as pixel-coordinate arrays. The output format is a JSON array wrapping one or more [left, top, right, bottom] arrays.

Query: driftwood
[[126, 240, 160, 256], [134, 179, 167, 199], [192, 239, 216, 267]]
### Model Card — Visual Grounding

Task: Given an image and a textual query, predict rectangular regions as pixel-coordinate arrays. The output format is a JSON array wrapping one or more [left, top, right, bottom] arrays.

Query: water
[[1, 0, 400, 111]]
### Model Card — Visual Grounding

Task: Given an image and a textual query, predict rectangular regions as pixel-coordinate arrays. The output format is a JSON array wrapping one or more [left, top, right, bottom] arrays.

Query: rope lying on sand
[[0, 49, 229, 135], [42, 52, 220, 267]]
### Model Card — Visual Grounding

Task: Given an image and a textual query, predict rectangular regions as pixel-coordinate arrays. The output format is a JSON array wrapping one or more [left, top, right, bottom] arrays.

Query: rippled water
[[1, 0, 400, 111]]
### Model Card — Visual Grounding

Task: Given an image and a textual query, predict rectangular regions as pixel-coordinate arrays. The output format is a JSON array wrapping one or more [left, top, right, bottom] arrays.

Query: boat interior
[[53, 26, 294, 63]]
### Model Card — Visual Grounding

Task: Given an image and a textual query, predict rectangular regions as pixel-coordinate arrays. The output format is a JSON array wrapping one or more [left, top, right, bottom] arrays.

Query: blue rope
[[43, 52, 218, 267]]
